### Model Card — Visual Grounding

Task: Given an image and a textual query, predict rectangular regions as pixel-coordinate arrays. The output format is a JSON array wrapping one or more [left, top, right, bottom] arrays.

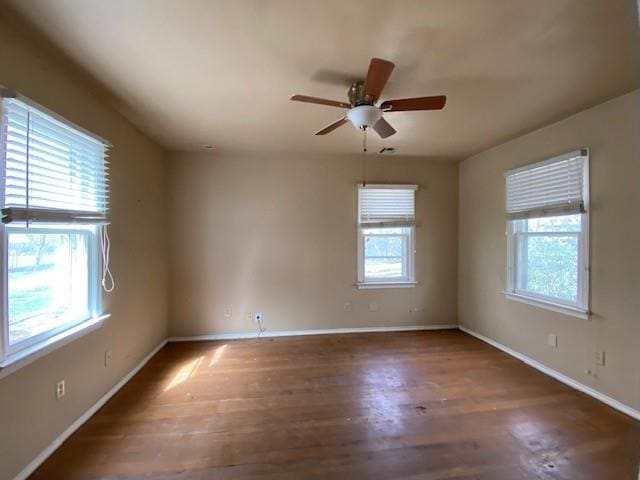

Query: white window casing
[[0, 91, 111, 370], [504, 150, 590, 317], [357, 184, 417, 288]]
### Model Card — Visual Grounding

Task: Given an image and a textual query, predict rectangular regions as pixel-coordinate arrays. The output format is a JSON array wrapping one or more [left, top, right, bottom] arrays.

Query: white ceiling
[[6, 0, 640, 159]]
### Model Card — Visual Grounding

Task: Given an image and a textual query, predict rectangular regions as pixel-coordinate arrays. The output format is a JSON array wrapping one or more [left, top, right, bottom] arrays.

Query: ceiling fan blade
[[315, 117, 349, 135], [380, 95, 447, 112], [291, 94, 350, 109], [372, 117, 396, 139], [362, 58, 395, 103]]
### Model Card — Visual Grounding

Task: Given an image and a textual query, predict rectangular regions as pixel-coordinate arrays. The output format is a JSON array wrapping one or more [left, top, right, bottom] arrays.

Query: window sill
[[503, 292, 589, 320], [0, 314, 110, 379], [357, 281, 417, 290]]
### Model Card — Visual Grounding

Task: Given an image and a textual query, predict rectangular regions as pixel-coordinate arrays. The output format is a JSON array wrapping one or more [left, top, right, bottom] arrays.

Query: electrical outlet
[[224, 307, 232, 318], [369, 302, 379, 312], [548, 333, 558, 348], [104, 350, 112, 368], [344, 302, 352, 312], [56, 380, 66, 400], [255, 312, 263, 324], [595, 351, 606, 366]]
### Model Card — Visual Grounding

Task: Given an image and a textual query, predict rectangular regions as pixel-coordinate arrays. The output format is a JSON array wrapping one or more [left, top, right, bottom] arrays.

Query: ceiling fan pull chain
[[362, 126, 368, 187]]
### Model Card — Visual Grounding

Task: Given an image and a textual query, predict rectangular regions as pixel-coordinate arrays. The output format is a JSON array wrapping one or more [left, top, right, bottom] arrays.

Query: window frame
[[356, 184, 417, 289], [0, 92, 109, 372], [506, 214, 589, 316], [504, 152, 590, 319], [357, 225, 416, 287], [1, 224, 102, 357]]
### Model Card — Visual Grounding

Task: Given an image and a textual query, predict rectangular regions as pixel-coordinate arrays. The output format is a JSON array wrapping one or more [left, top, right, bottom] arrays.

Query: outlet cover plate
[[56, 380, 65, 400]]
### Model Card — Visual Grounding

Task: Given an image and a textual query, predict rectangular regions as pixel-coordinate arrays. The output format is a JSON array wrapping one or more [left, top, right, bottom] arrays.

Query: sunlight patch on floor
[[209, 344, 227, 367], [164, 356, 204, 391]]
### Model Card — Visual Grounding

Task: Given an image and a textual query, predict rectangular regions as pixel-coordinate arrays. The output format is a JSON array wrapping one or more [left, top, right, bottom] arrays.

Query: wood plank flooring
[[30, 330, 640, 479]]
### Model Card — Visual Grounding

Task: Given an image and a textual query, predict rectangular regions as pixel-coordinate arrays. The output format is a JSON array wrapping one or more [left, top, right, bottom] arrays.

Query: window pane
[[364, 234, 406, 279], [8, 230, 89, 345], [526, 214, 581, 233], [518, 234, 578, 302]]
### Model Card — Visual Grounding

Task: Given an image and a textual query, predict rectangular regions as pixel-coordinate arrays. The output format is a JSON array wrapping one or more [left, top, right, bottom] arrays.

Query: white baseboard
[[13, 339, 168, 480], [458, 325, 640, 421], [168, 324, 459, 342]]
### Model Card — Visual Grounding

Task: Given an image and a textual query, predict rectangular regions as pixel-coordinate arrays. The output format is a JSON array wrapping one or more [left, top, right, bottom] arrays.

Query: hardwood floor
[[30, 330, 640, 479]]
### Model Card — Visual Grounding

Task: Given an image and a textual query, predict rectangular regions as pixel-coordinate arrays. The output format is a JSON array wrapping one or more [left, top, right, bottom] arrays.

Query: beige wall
[[0, 11, 168, 480], [459, 90, 640, 411], [168, 151, 458, 336]]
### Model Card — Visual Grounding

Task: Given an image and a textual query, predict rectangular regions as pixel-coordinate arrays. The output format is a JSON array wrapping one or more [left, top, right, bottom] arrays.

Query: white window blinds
[[505, 150, 588, 220], [0, 96, 110, 224], [358, 185, 417, 227]]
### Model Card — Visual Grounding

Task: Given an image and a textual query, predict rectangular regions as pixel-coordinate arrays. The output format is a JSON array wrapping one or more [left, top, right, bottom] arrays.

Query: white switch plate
[[56, 380, 66, 400], [104, 350, 112, 368], [548, 333, 558, 348], [595, 351, 606, 366], [369, 302, 379, 312], [224, 307, 232, 318], [344, 302, 352, 312], [246, 312, 253, 322]]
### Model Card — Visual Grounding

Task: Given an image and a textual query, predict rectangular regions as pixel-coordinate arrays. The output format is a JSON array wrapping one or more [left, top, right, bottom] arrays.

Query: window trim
[[2, 224, 102, 356], [0, 313, 109, 379], [506, 216, 590, 317], [357, 225, 416, 287], [505, 152, 590, 317], [0, 222, 105, 368], [0, 91, 109, 369], [356, 184, 417, 288], [503, 291, 589, 320]]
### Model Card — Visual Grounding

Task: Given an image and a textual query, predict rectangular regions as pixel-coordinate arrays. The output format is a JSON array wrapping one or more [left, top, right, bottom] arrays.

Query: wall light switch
[[369, 302, 379, 312], [344, 302, 352, 312], [224, 307, 232, 318], [548, 333, 558, 348], [595, 351, 606, 366]]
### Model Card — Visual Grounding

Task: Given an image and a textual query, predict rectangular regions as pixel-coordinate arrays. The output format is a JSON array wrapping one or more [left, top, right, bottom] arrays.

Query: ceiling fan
[[291, 57, 446, 138]]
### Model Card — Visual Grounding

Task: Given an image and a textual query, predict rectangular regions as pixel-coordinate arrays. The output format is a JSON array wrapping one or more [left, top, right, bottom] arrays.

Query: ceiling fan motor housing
[[348, 81, 369, 106]]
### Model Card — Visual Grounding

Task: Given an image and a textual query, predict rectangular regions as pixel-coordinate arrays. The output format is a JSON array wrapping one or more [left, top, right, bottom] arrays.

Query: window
[[505, 150, 589, 317], [0, 94, 110, 365], [357, 185, 417, 288]]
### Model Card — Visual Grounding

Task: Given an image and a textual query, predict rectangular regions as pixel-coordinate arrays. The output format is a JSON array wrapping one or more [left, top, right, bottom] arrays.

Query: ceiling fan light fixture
[[346, 105, 382, 129]]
